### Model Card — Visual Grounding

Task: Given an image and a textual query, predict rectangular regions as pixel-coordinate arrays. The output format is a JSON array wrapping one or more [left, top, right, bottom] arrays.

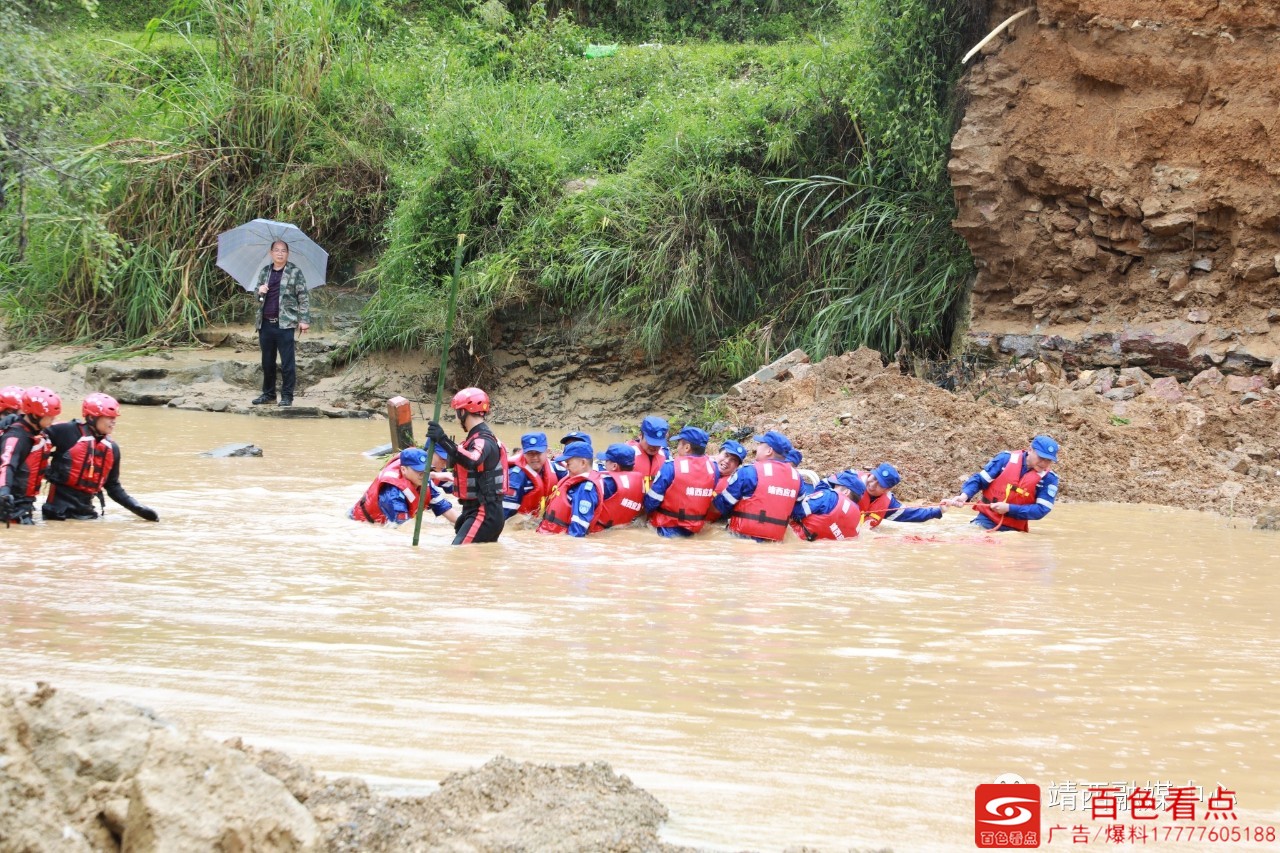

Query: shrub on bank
[[1, 0, 977, 378]]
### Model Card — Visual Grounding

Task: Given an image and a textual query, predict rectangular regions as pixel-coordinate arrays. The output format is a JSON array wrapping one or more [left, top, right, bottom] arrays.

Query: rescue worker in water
[[1, 387, 61, 526], [42, 393, 159, 522], [942, 434, 1061, 531], [350, 447, 458, 526], [427, 387, 507, 545]]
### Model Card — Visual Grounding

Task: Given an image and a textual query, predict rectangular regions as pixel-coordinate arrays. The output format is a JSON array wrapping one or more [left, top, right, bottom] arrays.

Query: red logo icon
[[976, 782, 1041, 848]]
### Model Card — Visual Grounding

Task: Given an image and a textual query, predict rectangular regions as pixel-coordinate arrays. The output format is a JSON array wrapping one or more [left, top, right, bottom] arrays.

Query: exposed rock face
[[951, 0, 1280, 376]]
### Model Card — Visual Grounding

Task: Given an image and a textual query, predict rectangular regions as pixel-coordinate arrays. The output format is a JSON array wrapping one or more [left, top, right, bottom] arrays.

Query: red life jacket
[[593, 470, 644, 531], [976, 451, 1042, 532], [454, 427, 509, 502], [46, 422, 116, 495], [649, 455, 718, 534], [626, 439, 668, 485], [729, 461, 800, 542], [0, 420, 51, 500], [506, 451, 559, 516], [537, 470, 604, 535], [856, 470, 894, 528], [791, 493, 862, 541], [351, 461, 420, 524]]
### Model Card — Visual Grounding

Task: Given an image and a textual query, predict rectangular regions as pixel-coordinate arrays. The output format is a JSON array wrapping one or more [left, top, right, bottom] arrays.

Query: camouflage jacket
[[254, 261, 311, 331]]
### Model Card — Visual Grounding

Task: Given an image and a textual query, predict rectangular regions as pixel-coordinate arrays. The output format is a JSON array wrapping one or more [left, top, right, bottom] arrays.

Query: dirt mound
[[728, 348, 1280, 518], [0, 683, 692, 853]]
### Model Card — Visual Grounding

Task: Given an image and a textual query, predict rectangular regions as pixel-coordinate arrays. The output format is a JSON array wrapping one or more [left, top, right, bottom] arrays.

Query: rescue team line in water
[[345, 386, 1065, 545], [1, 385, 1062, 541]]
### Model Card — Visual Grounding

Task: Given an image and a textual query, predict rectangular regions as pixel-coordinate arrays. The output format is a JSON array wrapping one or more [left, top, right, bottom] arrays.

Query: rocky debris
[[201, 443, 264, 458], [1255, 507, 1280, 531], [950, 0, 1280, 379], [726, 348, 1280, 517], [730, 349, 812, 396], [1, 684, 694, 853]]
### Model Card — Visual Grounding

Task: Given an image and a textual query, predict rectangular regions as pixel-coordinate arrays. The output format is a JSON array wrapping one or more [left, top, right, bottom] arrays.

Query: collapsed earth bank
[[952, 0, 1280, 376]]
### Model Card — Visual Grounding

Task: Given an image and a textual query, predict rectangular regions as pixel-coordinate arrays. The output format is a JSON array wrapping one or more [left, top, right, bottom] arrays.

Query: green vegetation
[[1, 0, 980, 379]]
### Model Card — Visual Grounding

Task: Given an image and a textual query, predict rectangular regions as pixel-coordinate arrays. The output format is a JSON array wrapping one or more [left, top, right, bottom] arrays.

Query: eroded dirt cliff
[[951, 0, 1280, 375]]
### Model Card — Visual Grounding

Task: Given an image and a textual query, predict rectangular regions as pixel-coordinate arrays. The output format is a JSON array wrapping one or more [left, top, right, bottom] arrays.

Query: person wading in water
[[427, 388, 507, 545]]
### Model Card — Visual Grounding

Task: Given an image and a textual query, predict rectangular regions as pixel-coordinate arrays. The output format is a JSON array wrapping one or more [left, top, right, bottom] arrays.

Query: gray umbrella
[[216, 218, 329, 291]]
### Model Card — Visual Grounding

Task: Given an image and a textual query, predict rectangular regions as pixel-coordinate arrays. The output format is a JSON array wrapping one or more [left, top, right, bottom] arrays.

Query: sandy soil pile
[[727, 349, 1280, 519], [0, 683, 693, 853]]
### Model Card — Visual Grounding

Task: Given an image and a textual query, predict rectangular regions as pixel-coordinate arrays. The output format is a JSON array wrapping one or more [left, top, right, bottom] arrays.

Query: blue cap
[[785, 449, 802, 466], [1031, 434, 1059, 461], [556, 440, 594, 462], [597, 443, 636, 467], [521, 432, 549, 453], [560, 430, 591, 447], [719, 439, 747, 461], [399, 447, 428, 472], [869, 463, 900, 489], [639, 416, 669, 447], [834, 470, 866, 500], [674, 426, 709, 448], [752, 430, 792, 457], [432, 444, 449, 460]]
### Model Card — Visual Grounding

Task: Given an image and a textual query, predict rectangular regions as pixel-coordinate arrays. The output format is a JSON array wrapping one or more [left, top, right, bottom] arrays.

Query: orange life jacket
[[648, 455, 718, 534], [351, 461, 419, 524], [454, 426, 509, 502], [0, 420, 51, 500], [46, 421, 116, 495], [537, 470, 604, 535], [856, 470, 895, 528], [626, 439, 669, 486], [976, 451, 1043, 532], [791, 493, 862, 541], [728, 461, 800, 542], [592, 470, 645, 531], [506, 451, 559, 516]]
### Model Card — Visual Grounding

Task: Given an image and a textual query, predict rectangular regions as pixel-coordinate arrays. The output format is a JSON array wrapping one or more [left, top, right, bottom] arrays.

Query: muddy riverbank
[[4, 330, 1278, 519]]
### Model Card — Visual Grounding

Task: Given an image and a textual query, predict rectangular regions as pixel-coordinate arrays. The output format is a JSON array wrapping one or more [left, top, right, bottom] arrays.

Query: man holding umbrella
[[252, 240, 310, 407], [217, 219, 326, 408]]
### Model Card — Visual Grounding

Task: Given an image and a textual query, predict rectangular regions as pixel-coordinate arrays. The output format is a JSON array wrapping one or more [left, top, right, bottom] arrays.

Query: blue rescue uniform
[[379, 479, 453, 525], [960, 451, 1059, 529], [819, 470, 941, 523]]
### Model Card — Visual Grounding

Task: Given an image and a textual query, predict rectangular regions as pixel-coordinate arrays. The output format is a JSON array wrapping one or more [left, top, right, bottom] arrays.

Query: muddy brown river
[[2, 408, 1278, 850]]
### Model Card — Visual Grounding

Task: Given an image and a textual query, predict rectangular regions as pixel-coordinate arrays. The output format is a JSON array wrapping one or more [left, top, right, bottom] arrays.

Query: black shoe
[[252, 393, 275, 405], [279, 397, 293, 407]]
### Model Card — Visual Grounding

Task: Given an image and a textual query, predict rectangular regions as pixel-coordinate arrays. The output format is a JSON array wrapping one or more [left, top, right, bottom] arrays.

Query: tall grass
[[1, 0, 390, 343]]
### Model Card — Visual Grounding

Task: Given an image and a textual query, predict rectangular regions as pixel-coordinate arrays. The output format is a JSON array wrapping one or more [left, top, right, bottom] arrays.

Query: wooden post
[[386, 395, 414, 451]]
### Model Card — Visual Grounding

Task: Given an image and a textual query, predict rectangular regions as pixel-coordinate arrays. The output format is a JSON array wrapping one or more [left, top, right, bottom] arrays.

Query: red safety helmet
[[83, 392, 121, 420], [21, 386, 62, 418], [0, 385, 23, 411], [451, 387, 490, 415]]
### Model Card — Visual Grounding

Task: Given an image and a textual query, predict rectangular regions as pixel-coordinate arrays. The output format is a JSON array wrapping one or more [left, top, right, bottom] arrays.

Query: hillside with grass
[[1, 0, 982, 382]]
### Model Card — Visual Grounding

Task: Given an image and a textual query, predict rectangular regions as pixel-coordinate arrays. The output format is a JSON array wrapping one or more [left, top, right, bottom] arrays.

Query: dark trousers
[[452, 500, 505, 545], [259, 321, 297, 398]]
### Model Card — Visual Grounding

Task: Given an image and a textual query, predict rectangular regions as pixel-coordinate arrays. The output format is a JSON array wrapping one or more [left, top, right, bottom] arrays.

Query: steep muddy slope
[[951, 0, 1280, 375]]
